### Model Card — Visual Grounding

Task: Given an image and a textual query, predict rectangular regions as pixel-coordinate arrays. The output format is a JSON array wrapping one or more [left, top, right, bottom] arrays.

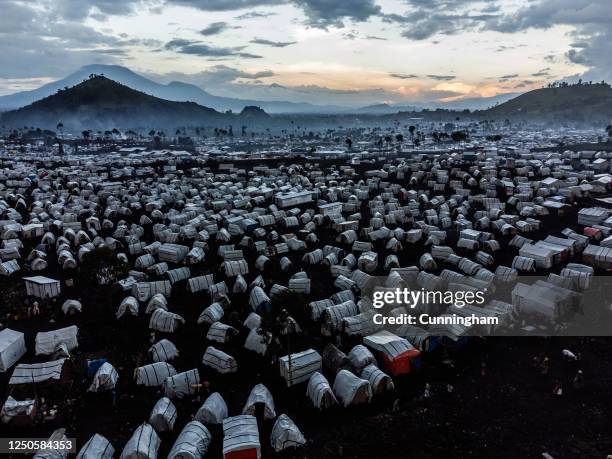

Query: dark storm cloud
[[165, 39, 262, 58], [249, 38, 297, 47]]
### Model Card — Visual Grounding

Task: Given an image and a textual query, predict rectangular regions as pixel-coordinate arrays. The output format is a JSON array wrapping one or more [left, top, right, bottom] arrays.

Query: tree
[[345, 138, 352, 150], [408, 125, 416, 139], [451, 130, 469, 142], [606, 125, 612, 141], [395, 133, 404, 143]]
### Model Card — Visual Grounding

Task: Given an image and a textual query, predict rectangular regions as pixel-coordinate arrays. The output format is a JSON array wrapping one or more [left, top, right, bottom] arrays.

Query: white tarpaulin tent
[[332, 369, 372, 407], [270, 414, 306, 452], [35, 326, 78, 356], [23, 276, 61, 298], [202, 346, 237, 374], [222, 415, 260, 459], [195, 392, 228, 425], [135, 362, 177, 387], [306, 372, 337, 410], [149, 339, 179, 362], [167, 421, 211, 459], [9, 359, 66, 385], [279, 349, 322, 387], [163, 369, 200, 399], [242, 383, 276, 420], [149, 397, 177, 432], [0, 328, 26, 372], [76, 434, 115, 459], [88, 362, 118, 392], [120, 423, 160, 459]]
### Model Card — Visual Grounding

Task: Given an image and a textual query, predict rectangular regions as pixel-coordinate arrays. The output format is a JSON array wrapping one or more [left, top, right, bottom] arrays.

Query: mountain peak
[[0, 75, 225, 130]]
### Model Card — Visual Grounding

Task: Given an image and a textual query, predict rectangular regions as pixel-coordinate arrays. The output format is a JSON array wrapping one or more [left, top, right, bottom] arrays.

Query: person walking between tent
[[553, 379, 563, 396], [573, 370, 583, 389], [423, 383, 431, 398], [541, 356, 550, 375]]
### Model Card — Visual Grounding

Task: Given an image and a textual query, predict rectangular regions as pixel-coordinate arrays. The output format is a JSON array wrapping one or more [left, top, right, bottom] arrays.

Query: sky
[[0, 0, 610, 106]]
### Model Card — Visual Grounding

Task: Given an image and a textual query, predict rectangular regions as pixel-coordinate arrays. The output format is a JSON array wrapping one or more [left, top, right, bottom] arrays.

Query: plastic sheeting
[[195, 392, 228, 425], [120, 423, 160, 459], [242, 383, 276, 420], [223, 415, 260, 459], [270, 414, 306, 452], [163, 369, 200, 399], [76, 434, 114, 459], [135, 362, 177, 387], [149, 339, 179, 362], [35, 326, 78, 356], [202, 346, 237, 374], [88, 362, 118, 392], [167, 421, 211, 459], [332, 369, 372, 407], [1, 396, 35, 423], [149, 397, 177, 432], [306, 372, 337, 410]]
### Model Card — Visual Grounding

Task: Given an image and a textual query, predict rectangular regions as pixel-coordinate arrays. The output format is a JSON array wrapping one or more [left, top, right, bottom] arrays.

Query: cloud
[[342, 30, 387, 41], [199, 22, 237, 36], [514, 79, 535, 89], [165, 38, 262, 58], [383, 1, 501, 40], [531, 68, 550, 77], [152, 65, 275, 89], [250, 38, 297, 47], [427, 74, 456, 81], [235, 11, 277, 19], [291, 0, 381, 28], [499, 73, 518, 82], [167, 0, 382, 28], [169, 0, 283, 11], [390, 73, 418, 79], [0, 1, 125, 80], [485, 0, 612, 81]]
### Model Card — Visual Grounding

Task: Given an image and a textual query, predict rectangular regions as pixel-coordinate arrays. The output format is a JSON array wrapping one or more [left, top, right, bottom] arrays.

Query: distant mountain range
[[0, 64, 343, 114], [0, 76, 270, 131], [0, 64, 527, 115], [1, 74, 609, 132]]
